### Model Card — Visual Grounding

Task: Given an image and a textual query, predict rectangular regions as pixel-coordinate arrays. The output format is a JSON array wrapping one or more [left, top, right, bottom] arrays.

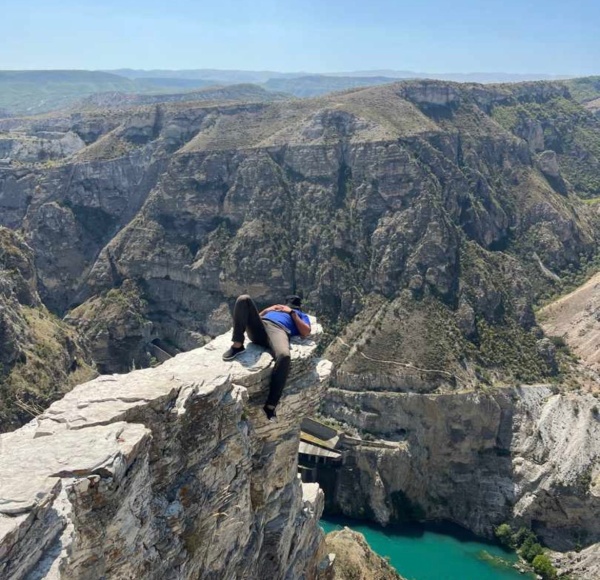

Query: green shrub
[[548, 335, 567, 349], [532, 554, 558, 579], [520, 540, 543, 562], [495, 523, 515, 548], [514, 527, 536, 547]]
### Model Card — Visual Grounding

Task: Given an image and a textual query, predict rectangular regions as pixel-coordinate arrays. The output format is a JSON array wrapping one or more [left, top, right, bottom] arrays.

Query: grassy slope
[[564, 76, 600, 104]]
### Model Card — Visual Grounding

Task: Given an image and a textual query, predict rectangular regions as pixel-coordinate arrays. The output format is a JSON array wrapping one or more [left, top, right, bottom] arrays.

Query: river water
[[321, 516, 533, 580]]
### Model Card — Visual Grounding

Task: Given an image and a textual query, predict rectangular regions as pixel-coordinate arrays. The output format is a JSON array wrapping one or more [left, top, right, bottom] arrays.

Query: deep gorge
[[1, 78, 600, 578]]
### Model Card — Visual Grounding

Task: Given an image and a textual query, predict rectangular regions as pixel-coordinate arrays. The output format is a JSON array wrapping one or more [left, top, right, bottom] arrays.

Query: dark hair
[[285, 294, 302, 308]]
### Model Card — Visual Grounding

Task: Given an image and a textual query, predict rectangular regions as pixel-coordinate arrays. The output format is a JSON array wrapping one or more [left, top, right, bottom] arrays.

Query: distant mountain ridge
[[325, 69, 574, 82], [262, 75, 400, 97], [0, 68, 598, 116], [107, 68, 305, 83], [72, 83, 293, 110], [0, 70, 216, 115], [107, 68, 576, 84]]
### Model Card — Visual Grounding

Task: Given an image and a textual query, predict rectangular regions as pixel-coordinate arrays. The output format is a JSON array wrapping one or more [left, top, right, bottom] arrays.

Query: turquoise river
[[321, 516, 534, 580]]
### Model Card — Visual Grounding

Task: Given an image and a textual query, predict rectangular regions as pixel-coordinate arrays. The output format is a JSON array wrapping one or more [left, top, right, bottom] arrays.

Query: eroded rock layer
[[0, 325, 331, 579], [322, 384, 600, 578]]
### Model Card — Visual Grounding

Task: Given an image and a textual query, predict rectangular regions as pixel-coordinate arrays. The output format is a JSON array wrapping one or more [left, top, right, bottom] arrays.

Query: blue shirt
[[262, 310, 311, 336]]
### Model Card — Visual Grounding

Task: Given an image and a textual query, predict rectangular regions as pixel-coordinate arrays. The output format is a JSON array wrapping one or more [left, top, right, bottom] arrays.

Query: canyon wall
[[322, 384, 600, 578], [0, 227, 95, 431], [2, 81, 599, 385]]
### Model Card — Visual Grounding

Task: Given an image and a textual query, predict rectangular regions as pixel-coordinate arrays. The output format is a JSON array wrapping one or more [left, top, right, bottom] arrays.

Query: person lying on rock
[[222, 294, 311, 421]]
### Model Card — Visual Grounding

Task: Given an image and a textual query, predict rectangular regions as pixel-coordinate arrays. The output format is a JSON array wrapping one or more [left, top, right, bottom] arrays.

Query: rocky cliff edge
[[0, 319, 332, 579]]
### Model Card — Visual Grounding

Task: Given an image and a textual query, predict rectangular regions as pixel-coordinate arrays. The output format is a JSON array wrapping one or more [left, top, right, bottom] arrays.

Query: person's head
[[285, 295, 302, 310]]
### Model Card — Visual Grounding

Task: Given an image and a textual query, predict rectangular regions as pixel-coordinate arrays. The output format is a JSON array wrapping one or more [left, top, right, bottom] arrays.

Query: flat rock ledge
[[0, 319, 332, 579]]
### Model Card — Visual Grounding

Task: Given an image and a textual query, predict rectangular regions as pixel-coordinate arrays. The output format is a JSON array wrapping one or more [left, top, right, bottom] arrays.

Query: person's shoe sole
[[222, 349, 245, 361]]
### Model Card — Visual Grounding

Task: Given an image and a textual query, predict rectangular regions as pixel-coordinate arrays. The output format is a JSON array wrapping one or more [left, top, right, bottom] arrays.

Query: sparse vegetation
[[476, 320, 550, 383], [495, 524, 559, 579], [491, 95, 600, 198], [0, 305, 96, 431], [532, 554, 558, 580]]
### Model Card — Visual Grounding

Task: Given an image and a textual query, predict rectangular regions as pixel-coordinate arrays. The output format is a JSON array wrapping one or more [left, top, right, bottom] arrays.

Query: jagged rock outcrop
[[0, 323, 332, 579], [321, 384, 600, 578]]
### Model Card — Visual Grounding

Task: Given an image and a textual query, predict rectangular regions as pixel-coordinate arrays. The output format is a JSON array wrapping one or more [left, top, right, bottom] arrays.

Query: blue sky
[[2, 0, 599, 74]]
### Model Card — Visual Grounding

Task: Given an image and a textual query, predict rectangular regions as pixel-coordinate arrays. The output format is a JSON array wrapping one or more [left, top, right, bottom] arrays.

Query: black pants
[[232, 295, 291, 408]]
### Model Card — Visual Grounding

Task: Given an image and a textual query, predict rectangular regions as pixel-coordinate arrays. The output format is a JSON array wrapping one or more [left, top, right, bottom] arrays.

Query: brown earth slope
[[539, 271, 600, 380]]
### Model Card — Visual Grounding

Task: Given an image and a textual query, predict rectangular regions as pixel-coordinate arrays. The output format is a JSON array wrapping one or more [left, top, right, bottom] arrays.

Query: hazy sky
[[3, 0, 599, 74]]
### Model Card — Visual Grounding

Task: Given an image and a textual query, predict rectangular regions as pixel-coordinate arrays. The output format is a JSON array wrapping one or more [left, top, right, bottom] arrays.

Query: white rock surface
[[0, 325, 331, 579]]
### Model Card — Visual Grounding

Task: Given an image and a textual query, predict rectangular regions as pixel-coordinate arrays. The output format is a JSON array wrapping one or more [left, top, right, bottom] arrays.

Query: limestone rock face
[[322, 385, 600, 576], [21, 146, 167, 312], [0, 325, 332, 579], [537, 150, 561, 179], [324, 527, 404, 580], [399, 82, 461, 107], [0, 131, 85, 164], [554, 542, 600, 579]]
